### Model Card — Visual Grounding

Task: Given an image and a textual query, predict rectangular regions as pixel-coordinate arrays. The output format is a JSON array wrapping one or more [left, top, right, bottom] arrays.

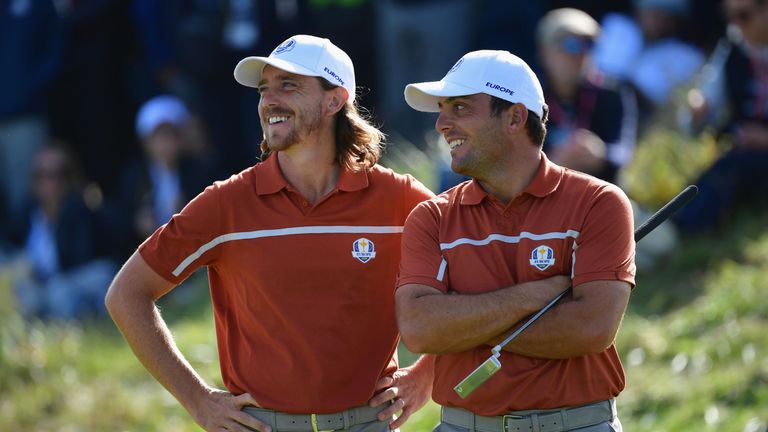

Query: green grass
[[2, 128, 767, 431]]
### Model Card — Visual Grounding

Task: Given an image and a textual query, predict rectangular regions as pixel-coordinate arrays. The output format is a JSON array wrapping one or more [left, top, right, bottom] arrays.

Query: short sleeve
[[397, 200, 448, 292], [139, 182, 223, 284], [401, 174, 436, 217], [571, 184, 636, 288]]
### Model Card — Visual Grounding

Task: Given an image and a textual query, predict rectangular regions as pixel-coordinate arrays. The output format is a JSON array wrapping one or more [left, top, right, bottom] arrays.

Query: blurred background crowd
[[1, 0, 766, 322]]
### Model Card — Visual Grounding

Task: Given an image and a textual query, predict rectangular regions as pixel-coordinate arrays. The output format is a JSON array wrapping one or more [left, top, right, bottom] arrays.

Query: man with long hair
[[106, 35, 434, 432]]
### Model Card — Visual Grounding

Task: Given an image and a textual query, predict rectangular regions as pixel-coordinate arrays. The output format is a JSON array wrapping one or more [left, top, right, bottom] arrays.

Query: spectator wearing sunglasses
[[537, 8, 638, 184], [674, 0, 768, 232]]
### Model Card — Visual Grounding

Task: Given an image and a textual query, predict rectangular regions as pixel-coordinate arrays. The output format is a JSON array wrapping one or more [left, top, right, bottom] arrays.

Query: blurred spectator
[[131, 0, 306, 177], [673, 0, 768, 233], [2, 142, 116, 320], [592, 0, 704, 132], [0, 0, 64, 227], [374, 0, 473, 147], [537, 8, 638, 184], [117, 95, 218, 256]]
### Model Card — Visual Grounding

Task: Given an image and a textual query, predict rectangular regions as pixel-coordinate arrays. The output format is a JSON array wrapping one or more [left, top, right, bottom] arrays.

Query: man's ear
[[326, 87, 349, 115], [507, 103, 529, 132]]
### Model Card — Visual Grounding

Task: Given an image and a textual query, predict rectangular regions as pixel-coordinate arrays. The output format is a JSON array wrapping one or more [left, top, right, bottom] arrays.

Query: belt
[[441, 399, 616, 432], [243, 405, 384, 432]]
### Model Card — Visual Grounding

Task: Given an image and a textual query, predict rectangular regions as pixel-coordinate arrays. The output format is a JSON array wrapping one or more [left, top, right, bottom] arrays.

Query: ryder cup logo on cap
[[274, 38, 296, 54], [404, 50, 545, 118], [449, 58, 464, 73], [233, 34, 356, 102]]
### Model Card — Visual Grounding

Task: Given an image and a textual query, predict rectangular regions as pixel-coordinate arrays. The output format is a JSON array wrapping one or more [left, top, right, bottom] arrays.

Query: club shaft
[[494, 185, 699, 351]]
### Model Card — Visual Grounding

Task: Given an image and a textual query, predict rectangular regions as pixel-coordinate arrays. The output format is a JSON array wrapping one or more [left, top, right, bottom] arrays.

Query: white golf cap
[[536, 8, 600, 45], [404, 50, 545, 118], [135, 95, 190, 139], [234, 34, 356, 103]]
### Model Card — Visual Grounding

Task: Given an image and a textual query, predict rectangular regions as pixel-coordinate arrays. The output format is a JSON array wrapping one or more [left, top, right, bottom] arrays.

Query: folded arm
[[395, 275, 571, 354], [488, 279, 631, 358]]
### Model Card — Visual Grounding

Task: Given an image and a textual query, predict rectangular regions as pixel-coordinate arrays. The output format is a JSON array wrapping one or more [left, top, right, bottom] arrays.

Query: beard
[[450, 120, 507, 179], [262, 102, 324, 152]]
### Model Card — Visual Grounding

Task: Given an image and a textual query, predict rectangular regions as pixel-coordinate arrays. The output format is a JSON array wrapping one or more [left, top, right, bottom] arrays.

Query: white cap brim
[[234, 56, 321, 88], [404, 80, 480, 112]]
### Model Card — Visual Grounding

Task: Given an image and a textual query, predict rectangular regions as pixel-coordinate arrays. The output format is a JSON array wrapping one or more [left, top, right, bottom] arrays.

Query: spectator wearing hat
[[537, 8, 638, 184], [116, 95, 218, 258]]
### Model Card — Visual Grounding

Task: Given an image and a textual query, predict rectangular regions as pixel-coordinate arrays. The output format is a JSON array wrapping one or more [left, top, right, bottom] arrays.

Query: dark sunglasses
[[559, 35, 593, 55]]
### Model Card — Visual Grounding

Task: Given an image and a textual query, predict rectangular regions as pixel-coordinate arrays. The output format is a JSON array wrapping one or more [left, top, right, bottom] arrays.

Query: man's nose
[[435, 111, 451, 134]]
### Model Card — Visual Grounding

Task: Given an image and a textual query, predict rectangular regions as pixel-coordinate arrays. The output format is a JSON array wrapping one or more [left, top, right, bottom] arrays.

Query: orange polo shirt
[[139, 153, 434, 413], [397, 153, 635, 415]]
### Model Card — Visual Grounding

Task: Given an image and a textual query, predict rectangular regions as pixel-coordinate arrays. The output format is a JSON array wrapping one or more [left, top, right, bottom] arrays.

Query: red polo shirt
[[398, 153, 635, 415], [139, 153, 434, 413]]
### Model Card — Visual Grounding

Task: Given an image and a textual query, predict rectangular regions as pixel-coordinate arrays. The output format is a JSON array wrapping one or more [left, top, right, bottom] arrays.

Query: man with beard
[[396, 50, 635, 431], [106, 35, 435, 432]]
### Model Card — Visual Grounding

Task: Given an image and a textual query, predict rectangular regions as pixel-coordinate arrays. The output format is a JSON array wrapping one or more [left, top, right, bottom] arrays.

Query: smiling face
[[435, 93, 512, 178], [257, 65, 334, 152]]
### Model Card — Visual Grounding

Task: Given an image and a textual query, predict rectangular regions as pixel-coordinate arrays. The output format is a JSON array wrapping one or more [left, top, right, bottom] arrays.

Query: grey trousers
[[243, 409, 394, 432], [433, 417, 622, 432]]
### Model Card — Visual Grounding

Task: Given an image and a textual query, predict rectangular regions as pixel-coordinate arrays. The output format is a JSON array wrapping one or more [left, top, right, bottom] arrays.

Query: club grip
[[634, 185, 698, 242]]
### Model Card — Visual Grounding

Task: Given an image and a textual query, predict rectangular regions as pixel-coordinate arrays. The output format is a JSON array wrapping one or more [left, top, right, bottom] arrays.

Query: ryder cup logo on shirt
[[352, 238, 376, 263], [529, 245, 555, 271], [274, 38, 296, 54]]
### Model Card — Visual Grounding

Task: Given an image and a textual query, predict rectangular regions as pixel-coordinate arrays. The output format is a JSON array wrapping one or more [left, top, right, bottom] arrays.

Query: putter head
[[454, 355, 501, 399]]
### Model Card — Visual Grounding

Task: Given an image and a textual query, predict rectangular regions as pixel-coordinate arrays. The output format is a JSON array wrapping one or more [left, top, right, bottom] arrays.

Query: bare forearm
[[400, 291, 542, 353], [112, 305, 207, 407], [105, 251, 211, 409], [397, 277, 569, 354], [489, 301, 610, 358], [490, 282, 631, 358]]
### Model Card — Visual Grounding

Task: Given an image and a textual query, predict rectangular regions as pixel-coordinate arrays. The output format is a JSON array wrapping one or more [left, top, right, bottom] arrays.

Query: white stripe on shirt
[[435, 230, 580, 281], [439, 230, 580, 251], [172, 225, 404, 277]]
